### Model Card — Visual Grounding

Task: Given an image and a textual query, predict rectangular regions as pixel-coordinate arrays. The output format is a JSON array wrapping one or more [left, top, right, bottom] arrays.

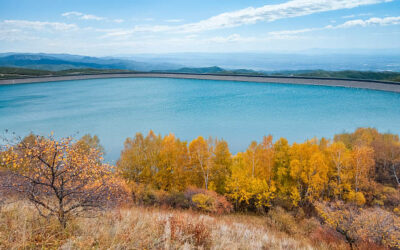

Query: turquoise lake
[[1, 77, 400, 163]]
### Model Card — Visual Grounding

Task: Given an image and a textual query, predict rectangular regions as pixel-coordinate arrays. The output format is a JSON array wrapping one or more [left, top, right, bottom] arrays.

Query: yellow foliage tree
[[1, 134, 124, 228], [289, 141, 329, 206], [117, 131, 162, 184], [326, 141, 352, 199], [156, 134, 189, 191], [189, 136, 213, 190], [351, 145, 375, 193]]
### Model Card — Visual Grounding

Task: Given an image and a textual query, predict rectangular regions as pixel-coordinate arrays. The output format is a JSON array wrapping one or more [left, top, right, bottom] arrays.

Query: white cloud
[[337, 16, 400, 28], [113, 19, 124, 23], [177, 0, 392, 33], [269, 28, 320, 36], [62, 11, 105, 21], [0, 20, 78, 41], [205, 34, 256, 43], [101, 25, 172, 38], [165, 19, 183, 23], [2, 20, 78, 31], [342, 13, 372, 19], [268, 16, 400, 38], [99, 0, 392, 35]]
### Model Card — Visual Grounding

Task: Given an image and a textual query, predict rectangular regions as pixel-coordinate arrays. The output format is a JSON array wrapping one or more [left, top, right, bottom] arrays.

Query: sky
[[0, 0, 399, 56]]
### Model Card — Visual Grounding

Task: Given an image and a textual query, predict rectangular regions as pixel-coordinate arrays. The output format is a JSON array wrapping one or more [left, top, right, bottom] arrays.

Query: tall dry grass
[[0, 201, 352, 249]]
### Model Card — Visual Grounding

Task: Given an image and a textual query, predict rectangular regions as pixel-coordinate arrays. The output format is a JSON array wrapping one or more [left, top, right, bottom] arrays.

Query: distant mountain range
[[119, 52, 400, 72], [0, 53, 182, 71], [1, 52, 400, 73], [1, 52, 400, 81]]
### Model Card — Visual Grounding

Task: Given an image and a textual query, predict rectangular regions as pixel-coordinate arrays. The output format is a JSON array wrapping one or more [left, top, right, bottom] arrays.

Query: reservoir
[[1, 77, 400, 163]]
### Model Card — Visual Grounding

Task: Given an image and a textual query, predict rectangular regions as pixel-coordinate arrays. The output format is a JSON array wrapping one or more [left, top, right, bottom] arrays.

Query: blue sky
[[0, 0, 399, 56]]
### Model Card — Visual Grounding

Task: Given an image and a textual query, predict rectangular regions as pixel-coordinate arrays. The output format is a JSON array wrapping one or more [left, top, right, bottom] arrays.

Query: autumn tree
[[225, 153, 253, 209], [289, 141, 329, 206], [226, 138, 276, 212], [326, 141, 351, 199], [371, 133, 400, 187], [77, 134, 105, 155], [225, 152, 275, 212], [209, 139, 232, 193], [156, 134, 190, 191], [257, 135, 275, 183], [189, 136, 213, 190], [242, 136, 275, 180], [117, 131, 162, 185], [1, 134, 122, 228], [272, 138, 293, 206], [244, 141, 259, 178], [351, 145, 374, 193], [334, 128, 379, 149]]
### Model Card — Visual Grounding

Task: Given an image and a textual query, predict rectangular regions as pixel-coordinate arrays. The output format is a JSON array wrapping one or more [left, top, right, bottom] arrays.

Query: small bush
[[267, 207, 299, 235], [345, 191, 366, 206], [130, 185, 232, 214], [192, 193, 215, 212], [315, 201, 400, 249], [310, 226, 347, 249], [185, 187, 233, 214], [164, 192, 190, 209], [394, 206, 400, 216], [131, 184, 167, 206], [381, 186, 400, 208], [168, 215, 211, 248]]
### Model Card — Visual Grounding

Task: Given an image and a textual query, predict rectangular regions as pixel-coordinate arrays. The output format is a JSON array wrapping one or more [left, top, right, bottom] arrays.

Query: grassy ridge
[[0, 201, 348, 249]]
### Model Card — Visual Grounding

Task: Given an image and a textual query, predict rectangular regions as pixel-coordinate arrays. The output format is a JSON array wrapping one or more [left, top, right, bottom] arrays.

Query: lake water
[[1, 77, 400, 163]]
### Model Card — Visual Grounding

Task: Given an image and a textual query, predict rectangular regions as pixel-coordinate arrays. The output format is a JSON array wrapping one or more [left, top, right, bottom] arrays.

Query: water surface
[[1, 78, 399, 163]]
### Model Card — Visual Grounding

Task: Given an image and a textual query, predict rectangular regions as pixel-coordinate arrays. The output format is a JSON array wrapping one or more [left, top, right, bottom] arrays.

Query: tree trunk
[[58, 210, 67, 228], [391, 164, 400, 187]]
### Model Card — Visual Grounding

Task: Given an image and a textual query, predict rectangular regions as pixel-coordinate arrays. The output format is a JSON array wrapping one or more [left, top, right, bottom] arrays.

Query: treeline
[[116, 128, 400, 247], [117, 128, 400, 212], [1, 128, 399, 248]]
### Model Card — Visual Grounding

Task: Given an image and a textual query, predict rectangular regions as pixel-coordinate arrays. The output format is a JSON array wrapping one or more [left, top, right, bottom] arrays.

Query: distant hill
[[1, 66, 399, 82], [0, 53, 182, 71], [154, 66, 263, 75], [120, 52, 400, 72], [0, 67, 134, 79]]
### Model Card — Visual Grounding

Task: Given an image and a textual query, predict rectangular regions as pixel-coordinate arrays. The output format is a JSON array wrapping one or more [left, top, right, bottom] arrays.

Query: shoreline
[[1, 72, 400, 93]]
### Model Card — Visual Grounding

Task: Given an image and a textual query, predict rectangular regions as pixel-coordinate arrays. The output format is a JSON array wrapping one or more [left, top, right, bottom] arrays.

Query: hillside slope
[[0, 53, 181, 71], [1, 201, 349, 249]]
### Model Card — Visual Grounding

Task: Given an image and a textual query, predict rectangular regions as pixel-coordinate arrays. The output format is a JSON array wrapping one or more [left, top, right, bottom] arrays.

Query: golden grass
[[0, 201, 349, 250]]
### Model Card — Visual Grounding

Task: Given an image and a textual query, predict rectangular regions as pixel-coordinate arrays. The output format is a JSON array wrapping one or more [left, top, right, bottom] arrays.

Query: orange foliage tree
[[1, 134, 125, 227]]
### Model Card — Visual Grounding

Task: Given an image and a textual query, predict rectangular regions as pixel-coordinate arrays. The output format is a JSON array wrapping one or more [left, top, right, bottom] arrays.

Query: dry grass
[[0, 201, 351, 250]]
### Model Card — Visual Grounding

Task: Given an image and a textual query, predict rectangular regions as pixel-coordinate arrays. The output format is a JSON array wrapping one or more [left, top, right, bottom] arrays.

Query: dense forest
[[1, 128, 399, 249]]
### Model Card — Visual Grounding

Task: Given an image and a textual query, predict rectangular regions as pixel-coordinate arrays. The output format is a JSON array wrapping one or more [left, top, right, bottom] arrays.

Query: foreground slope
[[1, 201, 348, 249]]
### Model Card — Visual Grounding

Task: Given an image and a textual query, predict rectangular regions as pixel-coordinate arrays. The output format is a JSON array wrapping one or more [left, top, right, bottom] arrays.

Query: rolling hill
[[0, 53, 182, 71]]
